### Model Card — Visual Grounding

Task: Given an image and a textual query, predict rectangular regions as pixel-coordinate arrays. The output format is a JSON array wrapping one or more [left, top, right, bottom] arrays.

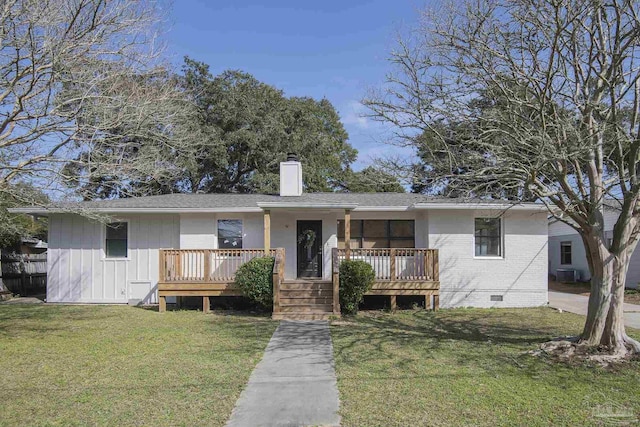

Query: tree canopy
[[175, 58, 359, 194], [71, 58, 363, 197], [365, 0, 640, 359], [0, 183, 48, 248], [0, 0, 197, 204], [339, 167, 405, 193]]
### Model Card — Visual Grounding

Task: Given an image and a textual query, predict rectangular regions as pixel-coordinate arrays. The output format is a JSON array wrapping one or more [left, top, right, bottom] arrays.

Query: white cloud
[[341, 100, 370, 130]]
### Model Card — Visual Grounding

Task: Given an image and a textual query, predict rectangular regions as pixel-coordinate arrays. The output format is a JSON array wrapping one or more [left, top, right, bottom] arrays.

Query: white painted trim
[[101, 220, 131, 261], [413, 202, 547, 211], [8, 207, 263, 215], [217, 218, 244, 249], [472, 216, 505, 260], [257, 202, 359, 209], [9, 201, 547, 216], [353, 206, 413, 212], [560, 240, 573, 266]]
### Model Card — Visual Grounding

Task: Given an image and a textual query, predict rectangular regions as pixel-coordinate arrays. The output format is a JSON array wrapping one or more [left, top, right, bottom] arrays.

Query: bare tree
[[0, 0, 199, 203], [365, 0, 640, 359]]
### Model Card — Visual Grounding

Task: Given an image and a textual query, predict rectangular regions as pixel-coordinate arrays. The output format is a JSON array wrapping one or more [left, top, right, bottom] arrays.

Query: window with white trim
[[337, 220, 415, 248], [560, 241, 572, 265], [218, 220, 243, 248], [474, 218, 502, 257], [105, 222, 128, 258]]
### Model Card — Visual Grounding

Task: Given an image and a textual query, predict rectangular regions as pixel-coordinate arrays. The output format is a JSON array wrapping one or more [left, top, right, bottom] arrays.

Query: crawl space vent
[[490, 295, 503, 302]]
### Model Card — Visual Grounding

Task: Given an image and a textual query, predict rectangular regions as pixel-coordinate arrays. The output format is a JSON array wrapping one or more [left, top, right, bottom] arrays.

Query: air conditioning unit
[[556, 269, 578, 283]]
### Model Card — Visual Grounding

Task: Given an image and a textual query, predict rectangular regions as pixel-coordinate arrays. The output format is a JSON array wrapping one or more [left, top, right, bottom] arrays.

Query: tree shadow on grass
[[330, 308, 589, 377]]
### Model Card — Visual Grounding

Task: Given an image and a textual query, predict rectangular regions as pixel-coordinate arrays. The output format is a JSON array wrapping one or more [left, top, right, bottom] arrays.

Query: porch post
[[344, 209, 351, 260], [263, 209, 271, 254]]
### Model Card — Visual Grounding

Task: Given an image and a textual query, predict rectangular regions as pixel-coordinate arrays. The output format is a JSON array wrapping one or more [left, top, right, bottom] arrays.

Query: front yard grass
[[0, 305, 276, 426], [331, 308, 640, 427]]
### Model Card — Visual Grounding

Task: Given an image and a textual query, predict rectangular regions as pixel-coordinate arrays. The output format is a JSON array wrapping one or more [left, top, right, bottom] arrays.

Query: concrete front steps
[[273, 280, 336, 321]]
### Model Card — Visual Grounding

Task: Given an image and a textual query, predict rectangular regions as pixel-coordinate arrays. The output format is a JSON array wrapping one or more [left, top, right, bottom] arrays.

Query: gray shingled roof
[[62, 192, 431, 209], [10, 192, 546, 214]]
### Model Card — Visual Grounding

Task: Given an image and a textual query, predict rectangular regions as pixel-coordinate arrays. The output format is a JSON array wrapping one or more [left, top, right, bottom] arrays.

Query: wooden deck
[[335, 248, 440, 310], [157, 249, 275, 313], [157, 247, 440, 314]]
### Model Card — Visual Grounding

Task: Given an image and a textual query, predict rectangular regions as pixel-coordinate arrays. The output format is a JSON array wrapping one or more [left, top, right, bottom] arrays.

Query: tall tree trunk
[[580, 234, 612, 345], [602, 249, 640, 353], [581, 232, 640, 355]]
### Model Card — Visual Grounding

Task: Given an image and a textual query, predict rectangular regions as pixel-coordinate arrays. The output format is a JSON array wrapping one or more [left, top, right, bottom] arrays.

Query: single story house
[[549, 209, 640, 288], [11, 155, 549, 318]]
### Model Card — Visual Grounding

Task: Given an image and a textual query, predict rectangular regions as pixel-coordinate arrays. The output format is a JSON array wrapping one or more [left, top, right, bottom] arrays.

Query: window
[[337, 220, 415, 248], [105, 222, 128, 258], [474, 218, 502, 257], [560, 241, 572, 265], [218, 220, 243, 248]]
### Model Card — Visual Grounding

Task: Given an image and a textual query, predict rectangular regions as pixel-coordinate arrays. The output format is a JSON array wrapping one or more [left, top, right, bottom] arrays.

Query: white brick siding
[[429, 209, 548, 308]]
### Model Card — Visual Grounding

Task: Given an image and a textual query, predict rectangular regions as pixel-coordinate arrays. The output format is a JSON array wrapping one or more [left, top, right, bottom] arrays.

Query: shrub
[[339, 260, 375, 315], [234, 256, 275, 309]]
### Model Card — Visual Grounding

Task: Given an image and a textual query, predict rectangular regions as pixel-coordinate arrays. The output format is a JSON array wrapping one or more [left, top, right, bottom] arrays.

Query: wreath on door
[[297, 229, 317, 249]]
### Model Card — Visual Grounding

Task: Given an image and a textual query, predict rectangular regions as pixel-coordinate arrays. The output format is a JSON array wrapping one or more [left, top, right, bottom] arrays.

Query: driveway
[[548, 291, 640, 329]]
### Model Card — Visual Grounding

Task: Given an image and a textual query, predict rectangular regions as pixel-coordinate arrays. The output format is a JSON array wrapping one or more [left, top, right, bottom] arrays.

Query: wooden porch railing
[[272, 248, 285, 314], [159, 249, 277, 284], [332, 248, 340, 314], [158, 248, 281, 313], [336, 248, 439, 282], [333, 248, 440, 311]]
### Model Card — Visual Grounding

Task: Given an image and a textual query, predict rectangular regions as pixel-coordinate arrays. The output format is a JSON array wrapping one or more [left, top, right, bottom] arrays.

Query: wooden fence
[[1, 253, 47, 295]]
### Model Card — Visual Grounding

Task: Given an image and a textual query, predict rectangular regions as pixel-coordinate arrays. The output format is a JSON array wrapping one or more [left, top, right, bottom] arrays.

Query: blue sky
[[167, 0, 425, 169]]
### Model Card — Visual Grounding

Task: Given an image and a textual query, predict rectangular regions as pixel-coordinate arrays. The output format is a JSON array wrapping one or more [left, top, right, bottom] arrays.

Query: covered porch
[[158, 206, 439, 316]]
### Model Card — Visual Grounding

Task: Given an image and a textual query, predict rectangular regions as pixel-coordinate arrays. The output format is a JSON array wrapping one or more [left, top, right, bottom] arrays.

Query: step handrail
[[332, 248, 340, 314], [272, 248, 285, 314]]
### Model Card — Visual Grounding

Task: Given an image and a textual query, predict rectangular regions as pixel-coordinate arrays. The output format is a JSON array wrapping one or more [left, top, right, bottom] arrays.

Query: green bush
[[234, 256, 275, 309], [339, 260, 375, 315]]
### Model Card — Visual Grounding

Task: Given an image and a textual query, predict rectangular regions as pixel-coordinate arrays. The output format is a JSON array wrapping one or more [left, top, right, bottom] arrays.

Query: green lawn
[[0, 305, 277, 427], [331, 308, 640, 427]]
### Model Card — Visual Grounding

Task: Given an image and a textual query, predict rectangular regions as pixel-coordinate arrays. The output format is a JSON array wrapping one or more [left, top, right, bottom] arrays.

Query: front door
[[296, 220, 322, 278]]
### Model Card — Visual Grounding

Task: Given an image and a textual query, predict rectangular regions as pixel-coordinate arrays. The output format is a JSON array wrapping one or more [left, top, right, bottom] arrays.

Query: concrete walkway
[[548, 291, 640, 329], [226, 320, 340, 427]]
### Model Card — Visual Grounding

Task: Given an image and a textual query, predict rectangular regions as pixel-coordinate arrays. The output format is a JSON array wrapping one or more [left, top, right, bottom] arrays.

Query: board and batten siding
[[47, 214, 179, 303], [428, 209, 549, 308], [179, 213, 266, 249]]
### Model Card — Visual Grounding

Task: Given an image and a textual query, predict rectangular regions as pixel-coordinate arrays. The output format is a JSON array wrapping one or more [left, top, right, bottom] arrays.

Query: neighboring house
[[10, 155, 549, 313], [549, 209, 640, 288], [18, 237, 48, 255]]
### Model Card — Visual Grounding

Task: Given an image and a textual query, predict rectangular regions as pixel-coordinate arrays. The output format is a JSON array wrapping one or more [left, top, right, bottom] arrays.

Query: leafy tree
[[0, 183, 49, 248], [365, 0, 640, 359], [67, 58, 363, 198], [178, 59, 357, 194], [339, 167, 405, 193]]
